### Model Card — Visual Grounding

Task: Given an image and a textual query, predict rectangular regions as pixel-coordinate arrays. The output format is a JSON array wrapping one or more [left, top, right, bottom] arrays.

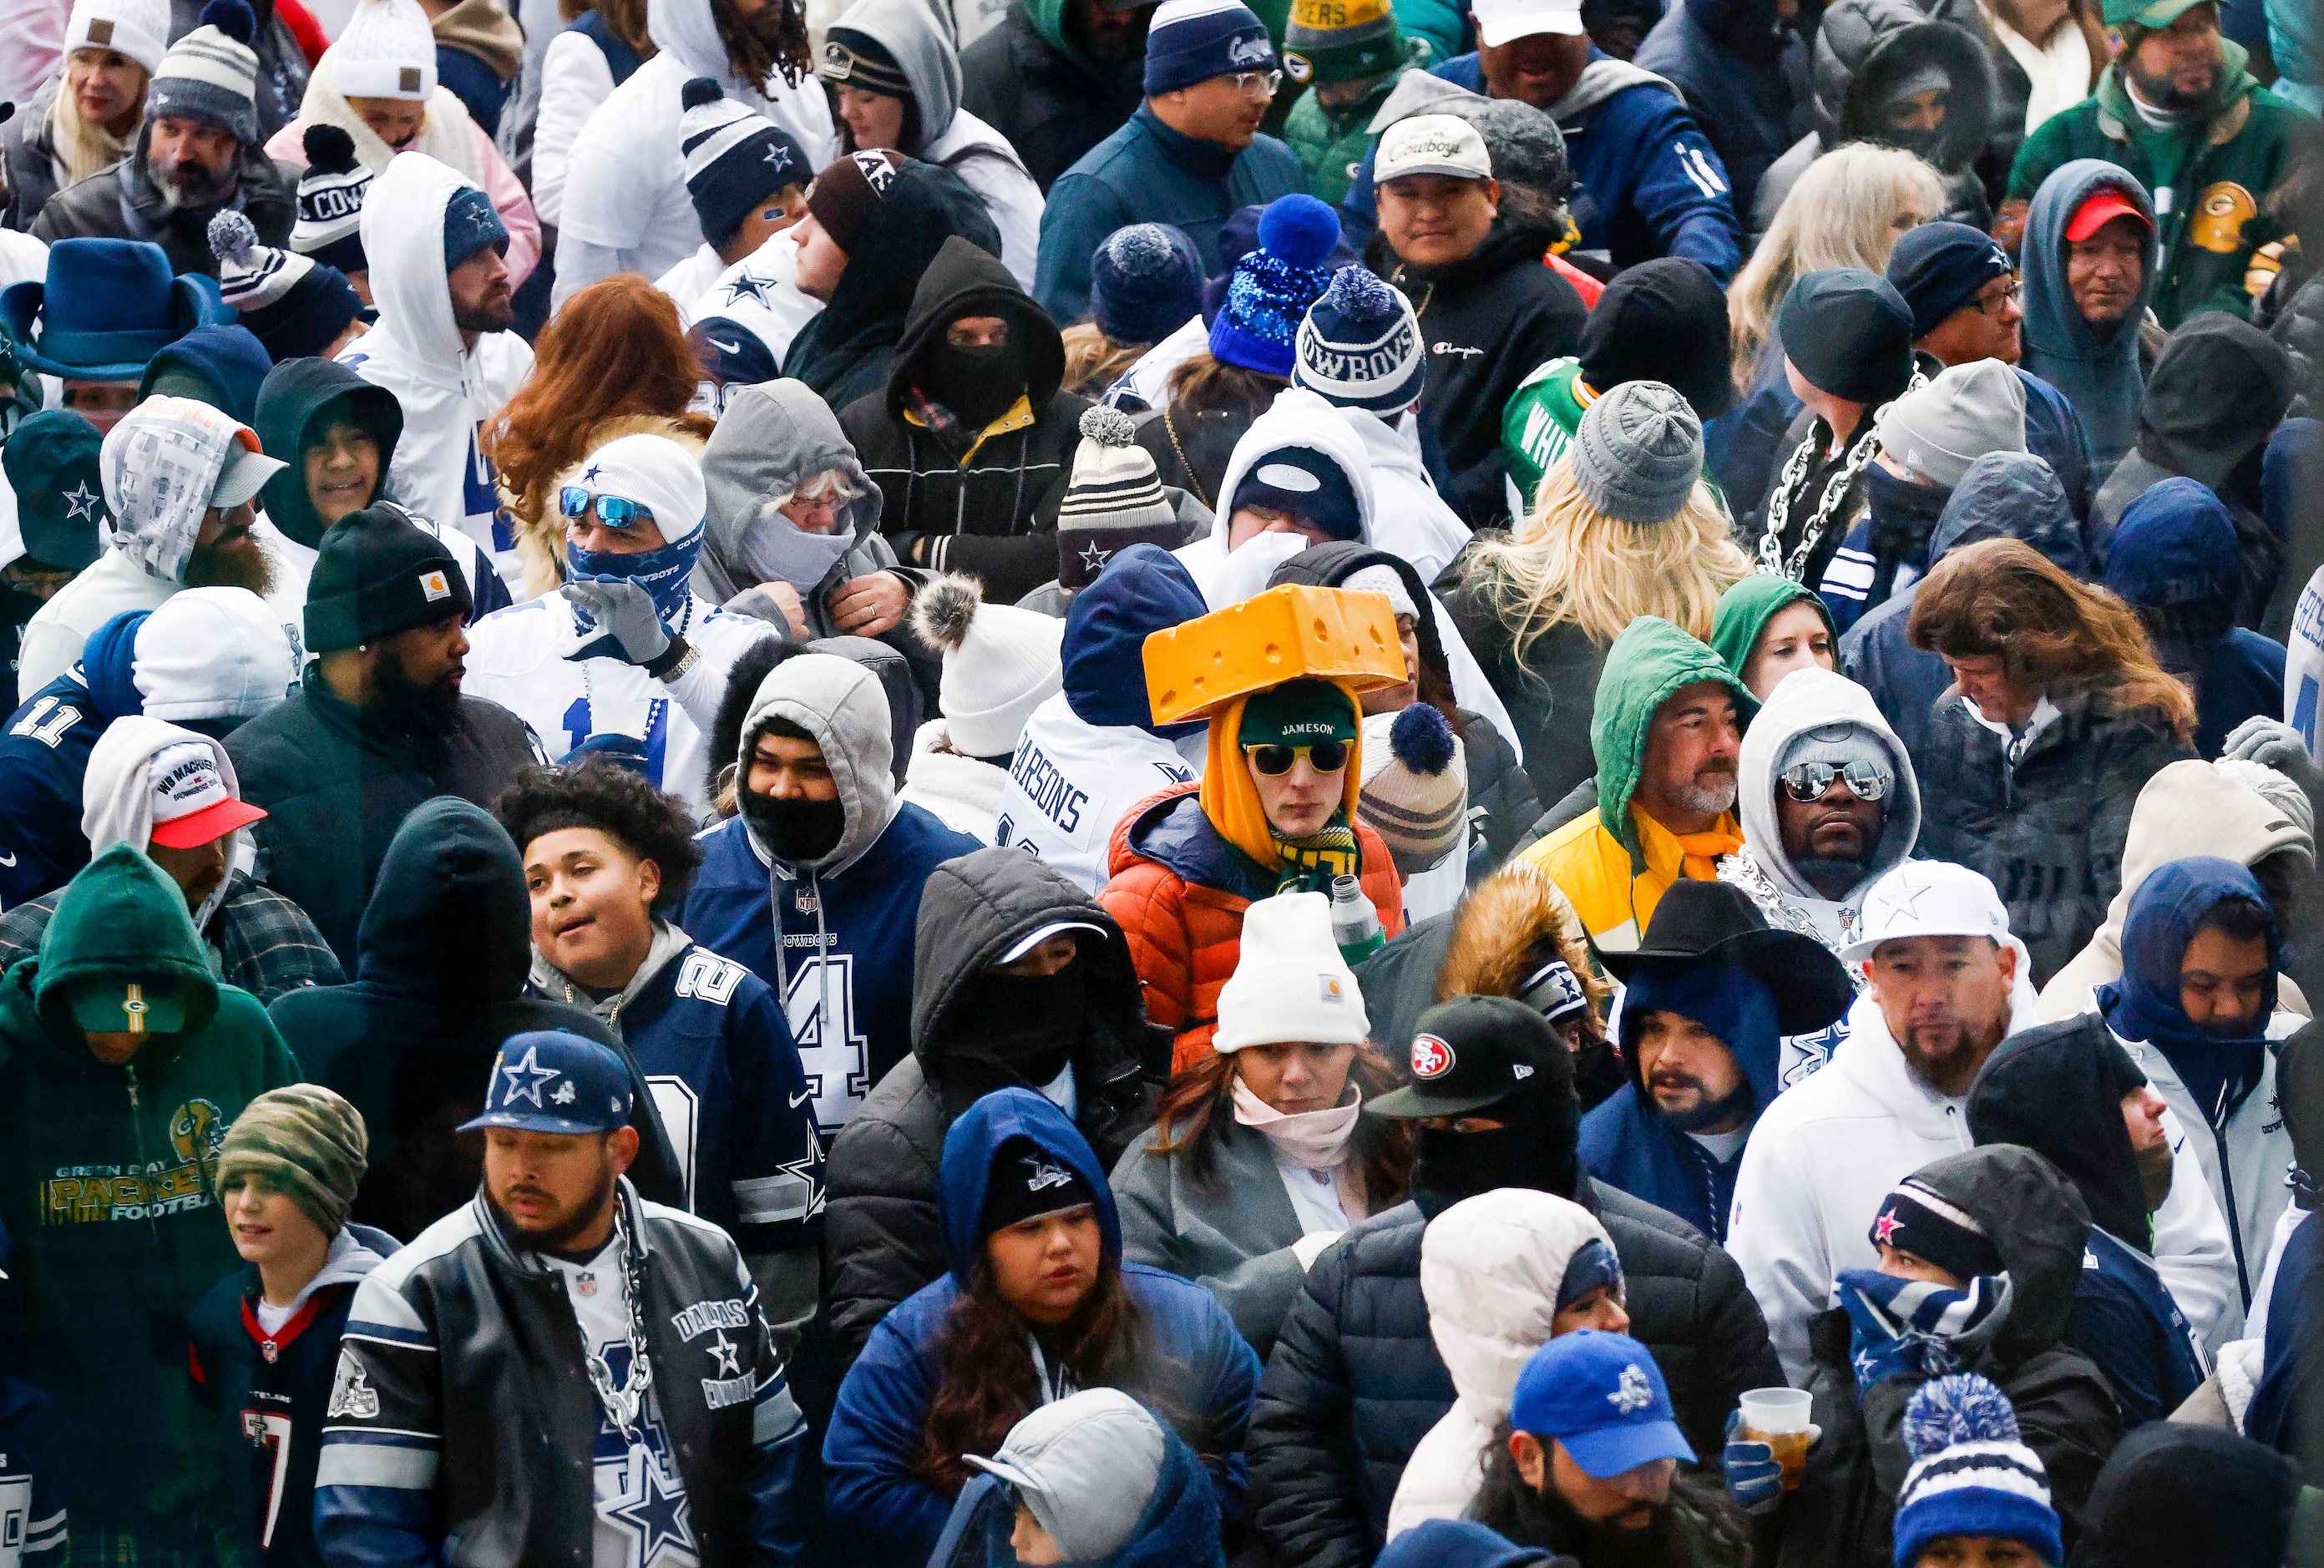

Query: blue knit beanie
[[1091, 223, 1205, 346], [1293, 265, 1424, 414], [1143, 0, 1275, 96], [1891, 1375, 2063, 1568], [441, 185, 509, 273], [1210, 195, 1340, 377]]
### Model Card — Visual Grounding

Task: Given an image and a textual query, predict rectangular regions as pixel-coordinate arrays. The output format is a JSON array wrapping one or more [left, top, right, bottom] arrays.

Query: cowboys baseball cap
[[69, 976, 188, 1034], [1375, 114, 1493, 185], [1509, 1330, 1697, 1479], [1368, 994, 1567, 1118], [458, 1030, 634, 1136]]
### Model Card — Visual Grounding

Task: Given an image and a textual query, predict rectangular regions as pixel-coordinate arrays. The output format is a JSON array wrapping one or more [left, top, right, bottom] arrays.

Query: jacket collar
[[1135, 103, 1240, 180]]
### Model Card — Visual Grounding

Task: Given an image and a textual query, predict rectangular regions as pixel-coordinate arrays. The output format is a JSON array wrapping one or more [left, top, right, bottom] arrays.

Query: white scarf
[[298, 53, 486, 185], [1231, 1076, 1362, 1170]]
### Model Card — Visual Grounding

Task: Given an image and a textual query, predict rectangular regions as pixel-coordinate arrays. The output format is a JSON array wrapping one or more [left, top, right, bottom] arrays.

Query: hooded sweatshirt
[[821, 1087, 1258, 1566], [957, 0, 1149, 194], [2018, 159, 2159, 478], [677, 653, 982, 1131], [340, 152, 537, 584], [1707, 573, 1835, 685], [693, 377, 899, 617], [925, 1413, 1226, 1568], [0, 845, 298, 1541], [1174, 388, 1378, 609]]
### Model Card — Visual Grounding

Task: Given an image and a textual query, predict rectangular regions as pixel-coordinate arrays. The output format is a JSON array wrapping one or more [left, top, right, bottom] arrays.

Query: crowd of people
[[0, 0, 2319, 1560]]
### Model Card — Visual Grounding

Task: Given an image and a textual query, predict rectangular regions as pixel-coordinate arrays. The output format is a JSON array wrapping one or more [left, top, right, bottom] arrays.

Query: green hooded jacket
[[2007, 43, 2311, 327], [1591, 615, 1758, 865], [0, 845, 298, 1543], [1709, 574, 1836, 683], [1282, 56, 1421, 205]]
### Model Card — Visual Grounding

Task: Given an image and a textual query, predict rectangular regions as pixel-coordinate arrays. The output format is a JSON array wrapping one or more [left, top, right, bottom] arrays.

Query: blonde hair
[[47, 53, 147, 186], [1461, 460, 1752, 659], [1729, 144, 1948, 392], [1061, 323, 1147, 397]]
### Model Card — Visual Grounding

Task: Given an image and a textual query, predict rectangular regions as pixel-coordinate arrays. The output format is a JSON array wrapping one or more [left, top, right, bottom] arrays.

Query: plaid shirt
[[0, 871, 342, 1004]]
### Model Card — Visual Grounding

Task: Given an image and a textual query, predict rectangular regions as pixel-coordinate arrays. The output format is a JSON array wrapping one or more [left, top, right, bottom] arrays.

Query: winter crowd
[[0, 0, 2318, 1556]]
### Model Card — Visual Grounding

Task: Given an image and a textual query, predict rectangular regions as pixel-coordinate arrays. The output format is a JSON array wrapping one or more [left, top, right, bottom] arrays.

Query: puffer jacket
[[2267, 265, 2324, 421], [1248, 1180, 1781, 1568], [1632, 0, 1811, 222]]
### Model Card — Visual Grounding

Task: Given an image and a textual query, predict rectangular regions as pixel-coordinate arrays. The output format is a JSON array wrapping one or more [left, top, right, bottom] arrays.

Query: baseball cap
[[2064, 188, 2153, 245], [2102, 0, 2208, 29], [209, 427, 288, 510], [70, 977, 188, 1035], [999, 920, 1105, 964], [1367, 994, 1567, 1118], [1835, 860, 2028, 968], [1471, 0, 1584, 45], [458, 1030, 635, 1136], [1375, 115, 1493, 185], [1508, 1330, 1697, 1479], [144, 740, 267, 850]]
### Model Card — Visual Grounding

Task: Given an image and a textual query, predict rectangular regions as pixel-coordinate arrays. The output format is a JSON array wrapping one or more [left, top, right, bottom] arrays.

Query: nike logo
[[709, 337, 742, 354], [0, 850, 16, 867], [789, 1090, 813, 1108]]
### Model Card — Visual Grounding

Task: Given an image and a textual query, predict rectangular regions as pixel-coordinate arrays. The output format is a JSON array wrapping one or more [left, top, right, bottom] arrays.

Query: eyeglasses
[[1230, 69, 1282, 100], [1247, 740, 1349, 776], [1780, 760, 1887, 803], [1972, 279, 2023, 316], [560, 487, 655, 529]]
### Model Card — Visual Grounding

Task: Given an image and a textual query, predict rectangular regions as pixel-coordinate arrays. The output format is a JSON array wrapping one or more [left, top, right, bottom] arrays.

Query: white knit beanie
[[1213, 891, 1370, 1052], [330, 0, 438, 100], [63, 0, 170, 76], [907, 574, 1065, 760]]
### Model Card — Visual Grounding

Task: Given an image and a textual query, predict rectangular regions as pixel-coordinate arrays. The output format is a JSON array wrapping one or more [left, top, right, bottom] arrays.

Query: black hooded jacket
[[839, 235, 1089, 608], [266, 797, 681, 1241], [252, 358, 407, 550], [958, 4, 1146, 193], [30, 127, 299, 279]]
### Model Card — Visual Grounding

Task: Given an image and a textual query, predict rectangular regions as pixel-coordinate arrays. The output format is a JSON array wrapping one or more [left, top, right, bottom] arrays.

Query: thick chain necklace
[[579, 1206, 655, 1444], [1756, 373, 1923, 581]]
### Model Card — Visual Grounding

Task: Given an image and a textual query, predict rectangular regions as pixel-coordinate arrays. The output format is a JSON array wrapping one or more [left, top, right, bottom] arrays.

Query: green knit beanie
[[215, 1085, 369, 1236], [1284, 0, 1407, 85]]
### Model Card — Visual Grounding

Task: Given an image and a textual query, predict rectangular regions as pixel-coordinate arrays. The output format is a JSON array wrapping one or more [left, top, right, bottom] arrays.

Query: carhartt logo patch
[[88, 18, 114, 42], [419, 569, 452, 602], [400, 66, 423, 92]]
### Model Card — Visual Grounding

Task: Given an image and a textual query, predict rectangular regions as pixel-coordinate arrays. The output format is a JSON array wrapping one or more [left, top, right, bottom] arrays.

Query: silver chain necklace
[[578, 1207, 655, 1444], [1756, 374, 1923, 581]]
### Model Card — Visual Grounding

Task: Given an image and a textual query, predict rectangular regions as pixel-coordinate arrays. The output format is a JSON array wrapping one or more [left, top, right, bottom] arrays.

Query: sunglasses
[[560, 487, 655, 529], [1780, 760, 1887, 803], [1246, 741, 1350, 776]]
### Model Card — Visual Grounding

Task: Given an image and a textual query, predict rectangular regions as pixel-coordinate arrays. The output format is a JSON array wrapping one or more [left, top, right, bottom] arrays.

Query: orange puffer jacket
[[1100, 782, 1405, 1072]]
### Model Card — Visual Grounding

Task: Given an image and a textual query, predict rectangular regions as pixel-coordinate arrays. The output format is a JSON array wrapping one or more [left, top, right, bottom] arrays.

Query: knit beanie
[[1057, 406, 1182, 589], [305, 503, 473, 654], [2216, 757, 2318, 854], [330, 0, 437, 100], [1294, 265, 1425, 416], [291, 124, 372, 275], [1213, 890, 1370, 1050], [1359, 704, 1466, 875], [1875, 358, 2026, 490], [1777, 267, 1916, 407], [1229, 443, 1363, 540], [1090, 223, 1204, 346], [1577, 258, 1734, 421], [63, 0, 171, 76], [209, 210, 362, 362], [1886, 220, 2015, 341], [215, 1084, 370, 1237], [1341, 563, 1416, 620], [1212, 195, 1342, 377], [679, 78, 810, 247], [1891, 1375, 2063, 1568], [907, 574, 1066, 759], [441, 183, 508, 273], [1571, 379, 1702, 524], [148, 0, 261, 146], [980, 1136, 1097, 1235], [1284, 0, 1404, 85], [807, 149, 900, 255], [1143, 0, 1275, 96], [818, 26, 913, 98], [1869, 1175, 2003, 1282], [3, 411, 109, 574]]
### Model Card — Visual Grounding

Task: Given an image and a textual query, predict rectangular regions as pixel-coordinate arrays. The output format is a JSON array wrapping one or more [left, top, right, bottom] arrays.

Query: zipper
[[126, 1064, 161, 1242], [2213, 1080, 2250, 1307]]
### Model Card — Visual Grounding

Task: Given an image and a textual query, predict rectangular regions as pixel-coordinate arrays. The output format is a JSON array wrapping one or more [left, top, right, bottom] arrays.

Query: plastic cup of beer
[[1739, 1388, 1814, 1490]]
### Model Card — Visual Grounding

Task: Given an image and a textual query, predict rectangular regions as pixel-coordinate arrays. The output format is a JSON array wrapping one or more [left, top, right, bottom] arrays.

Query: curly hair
[[1907, 538, 2197, 740], [713, 0, 811, 90], [1145, 1045, 1411, 1202], [494, 758, 707, 912]]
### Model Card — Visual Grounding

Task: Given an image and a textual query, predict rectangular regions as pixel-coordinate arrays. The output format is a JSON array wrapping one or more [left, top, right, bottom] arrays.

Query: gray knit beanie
[[1873, 357, 2028, 491], [1571, 380, 1702, 524], [215, 1084, 369, 1236]]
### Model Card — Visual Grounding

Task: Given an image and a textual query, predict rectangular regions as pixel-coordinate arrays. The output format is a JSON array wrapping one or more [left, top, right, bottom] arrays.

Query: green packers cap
[[71, 978, 187, 1034], [2101, 0, 2209, 29], [1284, 0, 1407, 84]]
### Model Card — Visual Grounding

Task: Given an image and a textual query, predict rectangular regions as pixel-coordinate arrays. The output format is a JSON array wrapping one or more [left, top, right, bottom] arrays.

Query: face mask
[[569, 533, 701, 622], [742, 513, 856, 594], [923, 340, 1025, 427], [741, 787, 847, 864], [1410, 1105, 1577, 1213], [949, 964, 1089, 1079], [1865, 467, 1950, 559]]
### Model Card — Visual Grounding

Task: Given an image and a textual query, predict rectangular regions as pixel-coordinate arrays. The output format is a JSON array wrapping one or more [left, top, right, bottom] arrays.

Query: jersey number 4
[[782, 953, 869, 1133]]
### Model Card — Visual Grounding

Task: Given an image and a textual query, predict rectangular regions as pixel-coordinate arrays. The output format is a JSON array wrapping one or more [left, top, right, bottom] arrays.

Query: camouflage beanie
[[215, 1085, 369, 1236]]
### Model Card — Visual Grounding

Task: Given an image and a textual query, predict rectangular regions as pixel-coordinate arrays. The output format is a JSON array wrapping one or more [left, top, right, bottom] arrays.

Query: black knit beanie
[[304, 503, 473, 654]]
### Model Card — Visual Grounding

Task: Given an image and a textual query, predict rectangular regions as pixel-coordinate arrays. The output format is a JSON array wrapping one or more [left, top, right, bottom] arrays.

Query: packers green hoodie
[[0, 844, 297, 1543]]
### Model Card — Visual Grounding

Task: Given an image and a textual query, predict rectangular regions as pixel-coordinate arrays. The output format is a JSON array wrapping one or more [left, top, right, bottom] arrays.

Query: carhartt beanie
[[440, 183, 508, 272], [305, 503, 473, 654], [1577, 258, 1734, 420], [215, 1085, 369, 1237], [1284, 0, 1404, 84], [1294, 265, 1425, 415], [330, 0, 438, 100], [1089, 223, 1204, 346], [147, 0, 261, 146], [1886, 220, 2015, 341], [1211, 195, 1341, 377], [1143, 0, 1274, 96], [63, 0, 171, 76], [1058, 406, 1182, 589], [1892, 1375, 2063, 1568], [1214, 890, 1370, 1050], [679, 78, 811, 247], [209, 210, 363, 362], [1777, 267, 1916, 406], [1875, 357, 2027, 489], [292, 124, 372, 274], [1571, 379, 1702, 524], [906, 574, 1066, 758], [1359, 704, 1466, 874], [807, 149, 900, 255]]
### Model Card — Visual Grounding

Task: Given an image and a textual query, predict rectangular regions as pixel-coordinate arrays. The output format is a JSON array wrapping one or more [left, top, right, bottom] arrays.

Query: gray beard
[[1676, 776, 1738, 817], [152, 158, 235, 212]]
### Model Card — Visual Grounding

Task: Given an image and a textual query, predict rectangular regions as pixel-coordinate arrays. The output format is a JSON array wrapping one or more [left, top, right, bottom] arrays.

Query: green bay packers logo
[[170, 1097, 225, 1164], [1284, 50, 1313, 82], [2188, 181, 2256, 255]]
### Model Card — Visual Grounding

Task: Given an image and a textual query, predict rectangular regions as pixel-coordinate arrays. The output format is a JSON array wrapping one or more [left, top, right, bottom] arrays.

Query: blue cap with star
[[3, 409, 109, 572], [459, 1030, 634, 1136]]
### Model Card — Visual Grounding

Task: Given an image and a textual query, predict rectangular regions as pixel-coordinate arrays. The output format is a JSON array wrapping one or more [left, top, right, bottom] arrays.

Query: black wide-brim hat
[[1599, 879, 1854, 1037]]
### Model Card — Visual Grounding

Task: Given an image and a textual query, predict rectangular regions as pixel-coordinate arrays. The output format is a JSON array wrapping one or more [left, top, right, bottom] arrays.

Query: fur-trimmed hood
[[1435, 858, 1604, 1016]]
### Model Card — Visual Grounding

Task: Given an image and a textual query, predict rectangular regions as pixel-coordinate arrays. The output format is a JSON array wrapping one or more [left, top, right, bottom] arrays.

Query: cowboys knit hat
[[3, 410, 109, 573], [1572, 379, 1702, 524], [1284, 0, 1406, 84], [1509, 1331, 1696, 1475], [1892, 1375, 2063, 1568], [304, 503, 473, 654], [441, 184, 508, 273], [1578, 258, 1735, 420], [209, 210, 363, 362], [1886, 220, 2016, 341], [1058, 406, 1182, 589], [808, 149, 902, 255], [1779, 267, 1916, 407], [459, 1030, 635, 1135], [291, 124, 372, 275], [1144, 0, 1275, 96], [1294, 265, 1425, 416], [1212, 195, 1342, 378], [1370, 994, 1568, 1117], [1090, 223, 1204, 346], [1871, 1174, 2004, 1281], [148, 0, 261, 146], [980, 1135, 1099, 1235], [215, 1085, 369, 1237], [679, 78, 810, 247]]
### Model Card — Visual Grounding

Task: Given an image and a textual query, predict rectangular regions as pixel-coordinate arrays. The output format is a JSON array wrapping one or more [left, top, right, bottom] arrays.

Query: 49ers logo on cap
[[1411, 1033, 1454, 1080]]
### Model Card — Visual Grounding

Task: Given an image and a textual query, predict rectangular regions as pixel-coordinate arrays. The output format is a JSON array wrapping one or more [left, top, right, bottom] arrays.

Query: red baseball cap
[[146, 741, 267, 850], [2065, 189, 2152, 244]]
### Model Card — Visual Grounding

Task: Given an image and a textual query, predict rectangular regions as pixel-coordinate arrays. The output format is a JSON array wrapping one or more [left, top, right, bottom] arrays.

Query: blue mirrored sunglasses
[[560, 487, 654, 529]]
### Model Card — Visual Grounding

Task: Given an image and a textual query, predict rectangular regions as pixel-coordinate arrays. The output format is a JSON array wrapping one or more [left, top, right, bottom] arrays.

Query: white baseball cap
[[1471, 0, 1585, 45], [1375, 114, 1494, 184], [209, 433, 288, 511], [145, 740, 267, 850], [1836, 860, 2028, 969]]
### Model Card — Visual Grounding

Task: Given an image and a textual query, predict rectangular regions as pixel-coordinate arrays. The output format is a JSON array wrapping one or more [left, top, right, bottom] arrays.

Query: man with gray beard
[[33, 0, 296, 281]]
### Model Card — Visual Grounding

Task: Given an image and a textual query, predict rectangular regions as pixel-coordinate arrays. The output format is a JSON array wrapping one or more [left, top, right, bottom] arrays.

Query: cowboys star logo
[[1410, 1033, 1453, 1080], [1873, 1209, 1903, 1245]]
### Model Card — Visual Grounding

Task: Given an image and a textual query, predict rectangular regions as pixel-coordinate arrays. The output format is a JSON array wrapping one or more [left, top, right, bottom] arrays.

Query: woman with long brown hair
[[1111, 892, 1411, 1358], [1908, 536, 2199, 982], [823, 1087, 1260, 1568], [483, 274, 712, 595]]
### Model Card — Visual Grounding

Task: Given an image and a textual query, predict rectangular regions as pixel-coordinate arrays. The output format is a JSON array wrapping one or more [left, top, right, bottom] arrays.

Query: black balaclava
[[1410, 1072, 1582, 1218], [741, 787, 846, 863], [944, 955, 1090, 1092], [923, 321, 1027, 428]]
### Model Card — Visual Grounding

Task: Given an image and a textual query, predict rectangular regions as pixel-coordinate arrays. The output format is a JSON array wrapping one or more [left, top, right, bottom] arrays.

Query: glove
[[1722, 1410, 1784, 1515], [1290, 1231, 1344, 1270], [565, 577, 673, 667], [2223, 716, 2324, 802], [1837, 1268, 2012, 1392]]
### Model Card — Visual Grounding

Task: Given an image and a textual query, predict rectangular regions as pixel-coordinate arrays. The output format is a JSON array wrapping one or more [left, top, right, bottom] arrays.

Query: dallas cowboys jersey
[[0, 1380, 64, 1565]]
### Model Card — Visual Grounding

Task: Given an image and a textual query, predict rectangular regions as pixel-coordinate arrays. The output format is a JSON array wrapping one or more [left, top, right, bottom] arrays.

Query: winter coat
[[1035, 105, 1306, 327], [2273, 267, 2324, 422], [1580, 996, 1776, 1246], [897, 721, 1011, 842], [820, 848, 1159, 1377], [0, 83, 68, 232], [0, 846, 299, 1545], [0, 869, 342, 1007], [1248, 1180, 1781, 1568], [1777, 1146, 2120, 1567], [1632, 0, 1810, 222], [225, 667, 540, 969], [1913, 680, 2196, 986], [1917, 0, 2107, 185], [2018, 159, 2159, 478], [528, 9, 644, 228], [822, 1089, 1259, 1566], [927, 1429, 1226, 1568], [841, 236, 1090, 607], [1439, 577, 1606, 812], [2008, 43, 2309, 327], [266, 796, 685, 1237], [959, 0, 1147, 194], [29, 135, 299, 280]]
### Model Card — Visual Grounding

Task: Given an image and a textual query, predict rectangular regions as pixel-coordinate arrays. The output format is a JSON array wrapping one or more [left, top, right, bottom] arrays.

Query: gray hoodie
[[739, 650, 899, 878], [2021, 159, 2159, 479]]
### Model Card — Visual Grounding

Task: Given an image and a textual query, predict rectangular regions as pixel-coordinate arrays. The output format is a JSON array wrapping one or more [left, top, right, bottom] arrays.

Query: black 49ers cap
[[1367, 994, 1573, 1119]]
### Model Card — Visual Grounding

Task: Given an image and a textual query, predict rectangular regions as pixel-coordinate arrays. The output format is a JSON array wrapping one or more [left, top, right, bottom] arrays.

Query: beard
[[1792, 854, 1872, 901], [151, 153, 235, 211], [489, 1163, 616, 1252], [1648, 1069, 1756, 1133], [186, 531, 276, 595], [2137, 1137, 2174, 1212], [373, 640, 463, 736], [451, 289, 515, 336], [1896, 1017, 2002, 1099], [2126, 51, 2221, 114], [1504, 1471, 1684, 1567], [1674, 763, 1738, 817]]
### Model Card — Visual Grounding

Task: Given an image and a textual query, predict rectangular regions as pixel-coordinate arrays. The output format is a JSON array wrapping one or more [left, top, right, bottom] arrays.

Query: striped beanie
[[1294, 265, 1424, 415], [1143, 0, 1275, 95], [63, 0, 172, 77], [1871, 1175, 2004, 1283], [209, 210, 362, 361], [1892, 1375, 2062, 1568], [1359, 703, 1466, 875], [1284, 0, 1405, 85], [680, 78, 811, 247], [292, 124, 372, 273], [147, 0, 261, 146], [330, 0, 438, 101], [1057, 406, 1181, 589]]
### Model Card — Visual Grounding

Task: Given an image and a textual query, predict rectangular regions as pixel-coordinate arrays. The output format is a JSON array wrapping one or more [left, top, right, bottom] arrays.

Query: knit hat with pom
[[292, 124, 372, 275], [148, 0, 261, 145], [1211, 195, 1343, 378], [679, 77, 810, 248], [1294, 265, 1425, 416], [1056, 406, 1182, 590], [1359, 704, 1466, 874], [1891, 1374, 2062, 1568], [329, 0, 437, 100], [1090, 223, 1204, 346], [209, 210, 363, 362], [908, 574, 1066, 760]]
